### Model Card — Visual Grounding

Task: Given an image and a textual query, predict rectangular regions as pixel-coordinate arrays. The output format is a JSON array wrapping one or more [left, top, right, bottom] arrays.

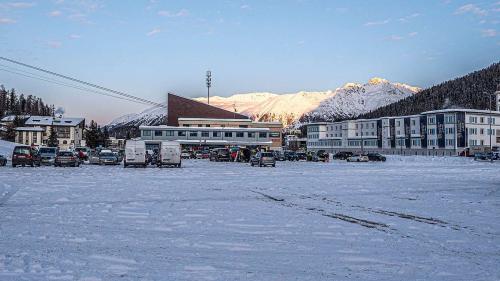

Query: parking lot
[[1, 157, 499, 280]]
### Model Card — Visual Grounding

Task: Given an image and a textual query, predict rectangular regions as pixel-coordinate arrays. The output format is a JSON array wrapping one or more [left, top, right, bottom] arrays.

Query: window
[[445, 128, 455, 134], [469, 139, 477, 146], [189, 131, 198, 137], [198, 124, 202, 127], [488, 129, 495, 135], [225, 132, 233, 138], [396, 121, 400, 126], [446, 139, 455, 146], [177, 131, 186, 137], [480, 128, 484, 135], [259, 132, 267, 138], [236, 132, 244, 138], [428, 139, 436, 146], [201, 131, 209, 137], [428, 128, 436, 135], [411, 120, 416, 126], [63, 140, 67, 145], [143, 130, 151, 137], [248, 132, 255, 138], [33, 132, 38, 144], [412, 138, 421, 147], [428, 117, 436, 125], [212, 131, 220, 137], [445, 115, 455, 124], [154, 130, 163, 137], [165, 131, 174, 136], [182, 124, 189, 127], [480, 117, 484, 123], [269, 132, 280, 138], [55, 127, 70, 139], [469, 128, 477, 135], [469, 117, 477, 123], [488, 117, 496, 124]]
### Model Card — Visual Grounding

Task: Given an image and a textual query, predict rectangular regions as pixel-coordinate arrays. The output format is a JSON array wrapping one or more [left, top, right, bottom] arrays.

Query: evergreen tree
[[84, 120, 100, 149], [47, 126, 58, 147]]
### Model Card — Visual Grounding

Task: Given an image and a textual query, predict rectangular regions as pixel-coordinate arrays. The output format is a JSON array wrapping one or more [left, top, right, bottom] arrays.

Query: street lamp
[[206, 70, 212, 105]]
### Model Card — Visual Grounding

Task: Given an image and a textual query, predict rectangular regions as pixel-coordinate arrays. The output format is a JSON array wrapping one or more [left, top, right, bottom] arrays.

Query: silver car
[[250, 152, 276, 167], [38, 147, 58, 166]]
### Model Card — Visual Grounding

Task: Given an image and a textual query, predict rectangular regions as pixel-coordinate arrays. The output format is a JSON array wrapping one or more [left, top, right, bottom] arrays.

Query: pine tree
[[47, 126, 58, 147]]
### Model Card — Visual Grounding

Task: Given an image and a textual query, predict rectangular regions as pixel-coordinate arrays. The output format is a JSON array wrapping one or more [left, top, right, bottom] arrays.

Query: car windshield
[[39, 148, 56, 154], [262, 152, 274, 157], [14, 147, 30, 154], [58, 152, 73, 156], [218, 150, 229, 155], [100, 153, 115, 157]]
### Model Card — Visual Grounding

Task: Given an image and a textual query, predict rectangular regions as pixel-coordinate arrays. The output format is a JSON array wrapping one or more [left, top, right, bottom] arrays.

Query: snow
[[0, 140, 22, 160], [109, 78, 420, 128], [0, 156, 499, 280]]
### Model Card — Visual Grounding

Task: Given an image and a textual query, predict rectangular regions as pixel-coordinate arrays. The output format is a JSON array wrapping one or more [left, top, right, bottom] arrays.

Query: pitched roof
[[25, 116, 84, 127]]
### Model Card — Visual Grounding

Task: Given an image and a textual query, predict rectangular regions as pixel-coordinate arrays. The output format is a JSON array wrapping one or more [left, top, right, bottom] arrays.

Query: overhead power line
[[0, 56, 165, 108], [0, 64, 153, 106]]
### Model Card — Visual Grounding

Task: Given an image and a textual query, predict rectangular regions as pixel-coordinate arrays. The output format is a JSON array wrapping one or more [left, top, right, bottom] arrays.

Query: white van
[[124, 140, 147, 167], [158, 141, 181, 168]]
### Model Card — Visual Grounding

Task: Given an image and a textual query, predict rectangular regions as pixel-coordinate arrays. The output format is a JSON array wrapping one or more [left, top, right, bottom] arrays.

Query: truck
[[157, 141, 182, 168], [124, 140, 147, 168]]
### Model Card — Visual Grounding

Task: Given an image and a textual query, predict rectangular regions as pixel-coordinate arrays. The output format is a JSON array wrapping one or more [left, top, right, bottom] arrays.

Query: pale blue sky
[[0, 0, 499, 123]]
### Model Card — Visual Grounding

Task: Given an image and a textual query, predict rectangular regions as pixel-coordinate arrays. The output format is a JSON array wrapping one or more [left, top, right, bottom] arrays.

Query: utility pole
[[206, 70, 212, 105]]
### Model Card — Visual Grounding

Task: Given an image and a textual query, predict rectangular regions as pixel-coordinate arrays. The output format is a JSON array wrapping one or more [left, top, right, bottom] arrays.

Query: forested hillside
[[359, 62, 500, 119], [0, 85, 53, 118]]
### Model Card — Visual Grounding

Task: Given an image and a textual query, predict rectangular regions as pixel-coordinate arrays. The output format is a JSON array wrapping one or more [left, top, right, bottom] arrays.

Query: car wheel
[[12, 164, 16, 167], [272, 164, 275, 167], [178, 162, 181, 168]]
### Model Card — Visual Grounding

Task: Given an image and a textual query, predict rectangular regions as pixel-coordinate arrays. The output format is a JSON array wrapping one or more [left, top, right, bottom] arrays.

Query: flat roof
[[178, 118, 252, 122], [421, 109, 500, 115], [143, 139, 272, 145], [25, 116, 84, 127], [139, 125, 270, 132]]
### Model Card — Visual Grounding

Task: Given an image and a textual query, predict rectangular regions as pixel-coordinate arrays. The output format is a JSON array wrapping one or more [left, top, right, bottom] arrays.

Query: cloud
[[481, 28, 497, 37], [49, 10, 62, 17], [6, 2, 35, 8], [240, 4, 250, 9], [69, 34, 81, 39], [157, 9, 189, 17], [0, 17, 16, 24], [387, 35, 404, 41], [455, 4, 487, 16], [364, 18, 390, 26], [398, 13, 420, 23], [47, 41, 62, 48], [408, 31, 418, 37], [146, 28, 161, 36]]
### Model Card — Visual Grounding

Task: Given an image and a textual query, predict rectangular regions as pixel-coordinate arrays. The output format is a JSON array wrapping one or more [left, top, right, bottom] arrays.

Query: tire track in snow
[[251, 190, 390, 232]]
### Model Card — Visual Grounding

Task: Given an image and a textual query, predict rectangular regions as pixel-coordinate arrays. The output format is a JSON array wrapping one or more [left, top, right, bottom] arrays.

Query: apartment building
[[20, 116, 85, 150], [307, 108, 500, 156]]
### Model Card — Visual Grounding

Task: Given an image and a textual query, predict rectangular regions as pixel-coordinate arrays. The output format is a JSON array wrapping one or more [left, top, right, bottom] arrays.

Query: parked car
[[297, 152, 307, 161], [367, 153, 386, 162], [55, 151, 80, 167], [474, 152, 498, 161], [181, 150, 191, 159], [332, 151, 353, 160], [0, 154, 7, 166], [74, 147, 91, 161], [124, 140, 147, 167], [312, 150, 328, 162], [89, 151, 101, 165], [157, 141, 182, 167], [12, 145, 41, 167], [38, 147, 58, 166], [273, 151, 285, 161], [210, 148, 231, 162], [347, 154, 369, 162], [99, 151, 119, 165], [250, 152, 276, 167], [113, 151, 124, 163], [285, 151, 299, 161]]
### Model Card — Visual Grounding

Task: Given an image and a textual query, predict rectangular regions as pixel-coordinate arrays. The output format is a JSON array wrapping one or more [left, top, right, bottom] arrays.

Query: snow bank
[[0, 140, 21, 160]]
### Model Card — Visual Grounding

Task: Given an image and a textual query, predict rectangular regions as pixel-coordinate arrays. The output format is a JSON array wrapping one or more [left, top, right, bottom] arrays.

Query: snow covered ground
[[0, 157, 499, 280]]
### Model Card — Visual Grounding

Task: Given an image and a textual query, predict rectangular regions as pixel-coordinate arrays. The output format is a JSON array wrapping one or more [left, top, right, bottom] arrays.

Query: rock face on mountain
[[107, 78, 420, 133]]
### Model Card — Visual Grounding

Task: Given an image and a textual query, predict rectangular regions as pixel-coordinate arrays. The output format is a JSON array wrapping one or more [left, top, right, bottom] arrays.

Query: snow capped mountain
[[108, 105, 167, 128], [107, 78, 420, 130], [195, 78, 420, 126]]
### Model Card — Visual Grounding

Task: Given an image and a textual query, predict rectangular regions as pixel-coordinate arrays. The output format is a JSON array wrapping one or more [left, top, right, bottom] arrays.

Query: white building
[[307, 108, 500, 156], [20, 116, 85, 150], [139, 125, 273, 148]]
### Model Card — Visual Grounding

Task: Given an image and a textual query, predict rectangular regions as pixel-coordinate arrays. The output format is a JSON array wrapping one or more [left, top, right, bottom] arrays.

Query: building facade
[[307, 109, 500, 156], [22, 116, 85, 150], [140, 125, 273, 148]]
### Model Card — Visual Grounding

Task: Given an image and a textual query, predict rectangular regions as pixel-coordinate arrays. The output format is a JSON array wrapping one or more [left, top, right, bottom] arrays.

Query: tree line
[[358, 62, 500, 119], [0, 85, 54, 118]]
